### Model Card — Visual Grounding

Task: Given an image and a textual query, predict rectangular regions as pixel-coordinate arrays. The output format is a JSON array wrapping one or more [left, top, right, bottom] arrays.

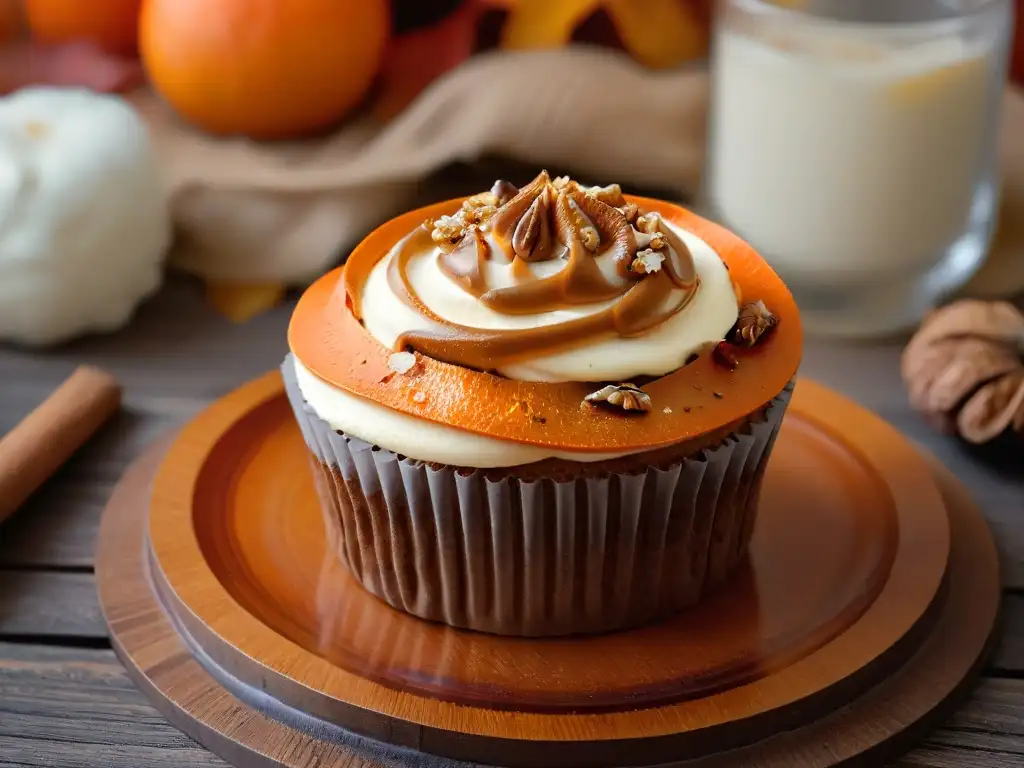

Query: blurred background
[[0, 0, 1022, 338]]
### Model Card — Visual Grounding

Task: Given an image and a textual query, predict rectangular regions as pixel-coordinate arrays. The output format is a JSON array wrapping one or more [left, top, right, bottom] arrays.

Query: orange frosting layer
[[288, 196, 803, 453]]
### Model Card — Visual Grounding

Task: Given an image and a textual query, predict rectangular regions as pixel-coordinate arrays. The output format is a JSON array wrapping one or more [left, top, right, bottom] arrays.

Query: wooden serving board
[[95, 378, 1000, 768]]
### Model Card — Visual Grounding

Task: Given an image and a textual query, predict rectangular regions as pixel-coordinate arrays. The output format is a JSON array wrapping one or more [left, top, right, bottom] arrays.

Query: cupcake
[[286, 171, 802, 637]]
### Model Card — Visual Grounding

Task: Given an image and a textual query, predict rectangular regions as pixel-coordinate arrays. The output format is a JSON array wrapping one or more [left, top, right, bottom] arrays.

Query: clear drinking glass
[[704, 0, 1013, 337]]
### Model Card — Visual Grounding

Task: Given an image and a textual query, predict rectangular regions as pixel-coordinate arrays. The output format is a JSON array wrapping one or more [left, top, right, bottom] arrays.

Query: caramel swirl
[[351, 172, 702, 372]]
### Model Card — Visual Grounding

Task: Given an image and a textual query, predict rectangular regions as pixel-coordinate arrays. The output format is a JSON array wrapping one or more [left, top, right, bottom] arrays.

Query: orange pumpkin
[[139, 0, 390, 140], [25, 0, 142, 55]]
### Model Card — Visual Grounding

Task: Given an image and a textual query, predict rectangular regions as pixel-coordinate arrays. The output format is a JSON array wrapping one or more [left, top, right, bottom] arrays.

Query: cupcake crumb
[[663, 407, 673, 414], [713, 391, 724, 399], [387, 351, 418, 375], [712, 341, 739, 371]]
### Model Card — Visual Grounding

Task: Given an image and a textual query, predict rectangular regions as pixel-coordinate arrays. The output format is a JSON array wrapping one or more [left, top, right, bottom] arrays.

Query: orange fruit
[[140, 0, 390, 140], [0, 0, 24, 42], [25, 0, 142, 55]]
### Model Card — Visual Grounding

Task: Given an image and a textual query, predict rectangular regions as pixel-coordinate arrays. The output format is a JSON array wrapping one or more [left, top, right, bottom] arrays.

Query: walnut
[[430, 214, 468, 252], [584, 383, 652, 413], [461, 203, 497, 226], [901, 300, 1024, 444], [729, 301, 777, 347]]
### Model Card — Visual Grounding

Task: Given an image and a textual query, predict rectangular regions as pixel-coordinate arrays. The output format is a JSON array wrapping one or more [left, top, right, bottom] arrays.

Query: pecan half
[[512, 191, 551, 260], [584, 383, 652, 413], [730, 301, 778, 347]]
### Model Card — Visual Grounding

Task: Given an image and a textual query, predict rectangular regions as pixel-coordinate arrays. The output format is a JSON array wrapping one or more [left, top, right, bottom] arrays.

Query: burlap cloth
[[128, 47, 1024, 298]]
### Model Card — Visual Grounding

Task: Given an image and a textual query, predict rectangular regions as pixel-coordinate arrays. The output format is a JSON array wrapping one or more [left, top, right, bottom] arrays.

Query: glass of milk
[[706, 0, 1013, 337]]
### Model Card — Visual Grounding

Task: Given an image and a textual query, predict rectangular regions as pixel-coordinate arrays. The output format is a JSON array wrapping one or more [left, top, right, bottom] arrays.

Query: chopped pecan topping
[[430, 214, 468, 253], [462, 204, 497, 226], [566, 196, 600, 251], [430, 196, 501, 252], [635, 230, 666, 250], [584, 382, 652, 413], [635, 212, 661, 235], [712, 341, 739, 370], [631, 248, 665, 275], [730, 301, 778, 347], [465, 191, 499, 209], [587, 183, 627, 207], [618, 202, 639, 224]]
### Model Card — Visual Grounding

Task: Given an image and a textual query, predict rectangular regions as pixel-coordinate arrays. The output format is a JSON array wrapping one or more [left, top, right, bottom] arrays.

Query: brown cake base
[[284, 356, 792, 637]]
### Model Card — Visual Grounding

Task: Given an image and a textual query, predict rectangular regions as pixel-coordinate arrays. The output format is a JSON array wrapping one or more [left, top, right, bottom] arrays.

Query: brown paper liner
[[283, 356, 792, 637]]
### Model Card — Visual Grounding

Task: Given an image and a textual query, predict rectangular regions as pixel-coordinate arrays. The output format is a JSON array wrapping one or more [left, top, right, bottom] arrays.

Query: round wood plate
[[96, 378, 1000, 768]]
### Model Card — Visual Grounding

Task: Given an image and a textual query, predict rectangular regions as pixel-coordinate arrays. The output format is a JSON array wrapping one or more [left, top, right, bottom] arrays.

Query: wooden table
[[0, 279, 1022, 768]]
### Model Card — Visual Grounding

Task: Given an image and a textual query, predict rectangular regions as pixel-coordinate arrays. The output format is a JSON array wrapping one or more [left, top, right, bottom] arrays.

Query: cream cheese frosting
[[296, 174, 743, 466], [360, 219, 738, 383], [293, 357, 637, 467]]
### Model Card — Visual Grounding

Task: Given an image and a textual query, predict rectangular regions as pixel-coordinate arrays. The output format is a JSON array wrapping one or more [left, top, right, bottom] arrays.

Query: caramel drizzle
[[365, 172, 701, 372]]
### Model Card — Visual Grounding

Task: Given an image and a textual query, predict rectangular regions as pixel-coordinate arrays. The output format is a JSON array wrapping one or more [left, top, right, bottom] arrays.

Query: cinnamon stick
[[0, 365, 121, 525]]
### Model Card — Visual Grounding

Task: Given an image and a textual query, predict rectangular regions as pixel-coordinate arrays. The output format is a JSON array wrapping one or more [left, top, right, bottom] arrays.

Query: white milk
[[708, 26, 993, 288]]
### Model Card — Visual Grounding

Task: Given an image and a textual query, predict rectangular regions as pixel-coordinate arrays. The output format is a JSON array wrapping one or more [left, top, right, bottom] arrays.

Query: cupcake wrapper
[[283, 355, 791, 637]]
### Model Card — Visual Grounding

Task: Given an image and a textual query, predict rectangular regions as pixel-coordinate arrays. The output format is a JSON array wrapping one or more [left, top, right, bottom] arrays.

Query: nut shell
[[901, 300, 1024, 444]]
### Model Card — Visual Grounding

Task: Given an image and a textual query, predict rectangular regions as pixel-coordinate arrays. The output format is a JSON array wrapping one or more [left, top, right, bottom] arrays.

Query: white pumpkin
[[0, 88, 171, 346]]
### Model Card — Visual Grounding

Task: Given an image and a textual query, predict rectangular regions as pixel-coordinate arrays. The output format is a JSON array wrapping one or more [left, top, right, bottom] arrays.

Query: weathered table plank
[[0, 571, 102, 640], [0, 641, 1020, 768], [0, 643, 229, 767]]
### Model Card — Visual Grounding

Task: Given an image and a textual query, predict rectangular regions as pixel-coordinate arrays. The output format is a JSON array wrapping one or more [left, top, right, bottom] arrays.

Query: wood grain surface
[[0, 163, 1022, 767], [95, 432, 999, 767], [134, 377, 951, 763]]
